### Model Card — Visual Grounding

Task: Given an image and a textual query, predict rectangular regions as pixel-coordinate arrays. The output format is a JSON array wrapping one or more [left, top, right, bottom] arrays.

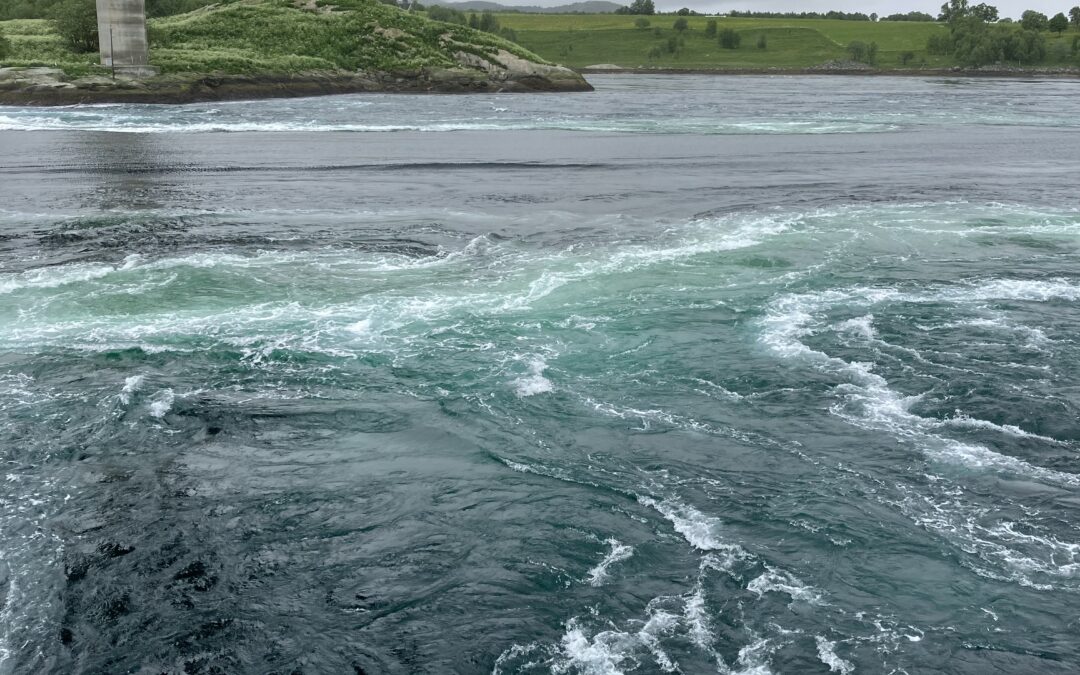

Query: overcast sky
[[549, 0, 1072, 20]]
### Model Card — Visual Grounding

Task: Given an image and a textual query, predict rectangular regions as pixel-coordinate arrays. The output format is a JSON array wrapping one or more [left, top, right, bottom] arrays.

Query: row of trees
[[616, 1, 1080, 27], [930, 0, 1054, 66], [882, 11, 937, 21], [424, 6, 518, 41], [1014, 8, 1080, 32], [728, 10, 875, 21]]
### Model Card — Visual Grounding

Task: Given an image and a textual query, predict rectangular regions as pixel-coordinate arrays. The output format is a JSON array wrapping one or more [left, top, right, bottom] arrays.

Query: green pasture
[[492, 13, 1080, 70]]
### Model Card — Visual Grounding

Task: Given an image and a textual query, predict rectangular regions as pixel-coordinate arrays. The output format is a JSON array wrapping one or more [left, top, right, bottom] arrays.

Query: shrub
[[0, 33, 10, 60], [756, 33, 767, 49], [672, 17, 688, 31], [704, 19, 716, 37], [846, 40, 877, 63], [718, 27, 740, 49], [634, 17, 650, 29], [927, 32, 952, 54], [52, 0, 98, 53]]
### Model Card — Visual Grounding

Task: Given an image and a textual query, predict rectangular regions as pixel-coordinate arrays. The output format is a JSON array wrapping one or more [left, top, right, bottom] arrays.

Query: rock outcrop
[[0, 61, 590, 106]]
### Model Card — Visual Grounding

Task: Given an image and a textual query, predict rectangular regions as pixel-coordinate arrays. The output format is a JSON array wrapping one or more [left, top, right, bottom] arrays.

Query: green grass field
[[492, 13, 1080, 70], [0, 0, 545, 76]]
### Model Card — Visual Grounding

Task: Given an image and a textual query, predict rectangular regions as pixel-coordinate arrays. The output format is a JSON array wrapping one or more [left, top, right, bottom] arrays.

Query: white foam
[[148, 389, 175, 419], [834, 315, 876, 341], [814, 636, 854, 675], [513, 357, 555, 398], [941, 411, 1062, 444], [637, 496, 747, 562], [553, 614, 679, 675], [759, 282, 1080, 485], [585, 538, 633, 587], [0, 262, 120, 295], [119, 375, 144, 405], [747, 567, 822, 605], [894, 484, 1080, 590]]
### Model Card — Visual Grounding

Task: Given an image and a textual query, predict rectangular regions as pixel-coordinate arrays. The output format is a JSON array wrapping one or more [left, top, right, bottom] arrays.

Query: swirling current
[[1, 75, 1079, 674]]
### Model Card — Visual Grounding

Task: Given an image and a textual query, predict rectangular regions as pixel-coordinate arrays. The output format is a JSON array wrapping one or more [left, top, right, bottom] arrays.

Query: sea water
[[0, 75, 1079, 674]]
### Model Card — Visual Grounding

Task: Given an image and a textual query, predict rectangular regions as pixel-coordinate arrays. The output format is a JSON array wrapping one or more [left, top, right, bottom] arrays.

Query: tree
[[847, 40, 868, 61], [1020, 10, 1049, 31], [719, 27, 741, 49], [970, 3, 998, 22], [1049, 12, 1069, 33], [870, 12, 878, 21], [0, 33, 10, 60], [618, 0, 655, 15], [939, 0, 969, 23], [899, 50, 916, 64], [672, 17, 688, 31], [479, 11, 498, 32], [676, 7, 690, 15], [468, 12, 479, 28], [634, 17, 650, 29], [1071, 6, 1080, 30], [52, 0, 98, 53], [756, 33, 767, 49], [704, 19, 717, 37], [951, 18, 1047, 64]]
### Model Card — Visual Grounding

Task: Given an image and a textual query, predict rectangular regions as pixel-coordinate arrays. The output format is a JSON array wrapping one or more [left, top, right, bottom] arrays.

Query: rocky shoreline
[[0, 56, 592, 106]]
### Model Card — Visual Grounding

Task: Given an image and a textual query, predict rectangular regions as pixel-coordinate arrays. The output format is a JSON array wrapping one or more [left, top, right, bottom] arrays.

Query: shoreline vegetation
[[0, 0, 592, 105], [2, 0, 1080, 105]]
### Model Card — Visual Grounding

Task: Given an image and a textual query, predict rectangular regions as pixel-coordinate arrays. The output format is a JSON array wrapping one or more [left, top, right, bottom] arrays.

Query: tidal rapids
[[1, 75, 1079, 674]]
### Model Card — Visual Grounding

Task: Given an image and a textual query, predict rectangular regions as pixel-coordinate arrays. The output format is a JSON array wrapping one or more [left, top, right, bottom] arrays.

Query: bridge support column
[[95, 0, 158, 77]]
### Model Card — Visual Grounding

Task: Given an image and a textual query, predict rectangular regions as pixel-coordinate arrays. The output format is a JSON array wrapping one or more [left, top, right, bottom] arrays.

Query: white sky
[[555, 0, 1073, 20]]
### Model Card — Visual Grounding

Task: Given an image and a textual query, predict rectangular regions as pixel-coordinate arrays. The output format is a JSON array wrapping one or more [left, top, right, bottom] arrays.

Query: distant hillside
[[425, 1, 623, 14]]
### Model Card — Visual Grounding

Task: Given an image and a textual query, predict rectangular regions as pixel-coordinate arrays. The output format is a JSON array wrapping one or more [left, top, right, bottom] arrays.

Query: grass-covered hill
[[492, 13, 1080, 71], [0, 0, 590, 102]]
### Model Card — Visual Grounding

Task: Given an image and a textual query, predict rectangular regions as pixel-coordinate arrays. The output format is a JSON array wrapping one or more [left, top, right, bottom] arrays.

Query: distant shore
[[575, 65, 1080, 78]]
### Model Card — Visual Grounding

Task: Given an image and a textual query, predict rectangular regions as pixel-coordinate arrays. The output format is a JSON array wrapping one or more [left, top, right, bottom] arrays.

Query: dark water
[[1, 75, 1079, 674]]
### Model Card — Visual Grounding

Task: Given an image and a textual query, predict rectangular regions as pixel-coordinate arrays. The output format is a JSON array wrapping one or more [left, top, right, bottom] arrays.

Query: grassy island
[[0, 0, 592, 105]]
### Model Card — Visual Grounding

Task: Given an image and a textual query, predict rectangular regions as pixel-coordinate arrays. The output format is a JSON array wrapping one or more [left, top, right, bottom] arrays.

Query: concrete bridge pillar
[[95, 0, 158, 77]]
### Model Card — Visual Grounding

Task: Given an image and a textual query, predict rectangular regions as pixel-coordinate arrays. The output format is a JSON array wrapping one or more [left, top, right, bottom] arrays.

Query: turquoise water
[[1, 76, 1079, 674]]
